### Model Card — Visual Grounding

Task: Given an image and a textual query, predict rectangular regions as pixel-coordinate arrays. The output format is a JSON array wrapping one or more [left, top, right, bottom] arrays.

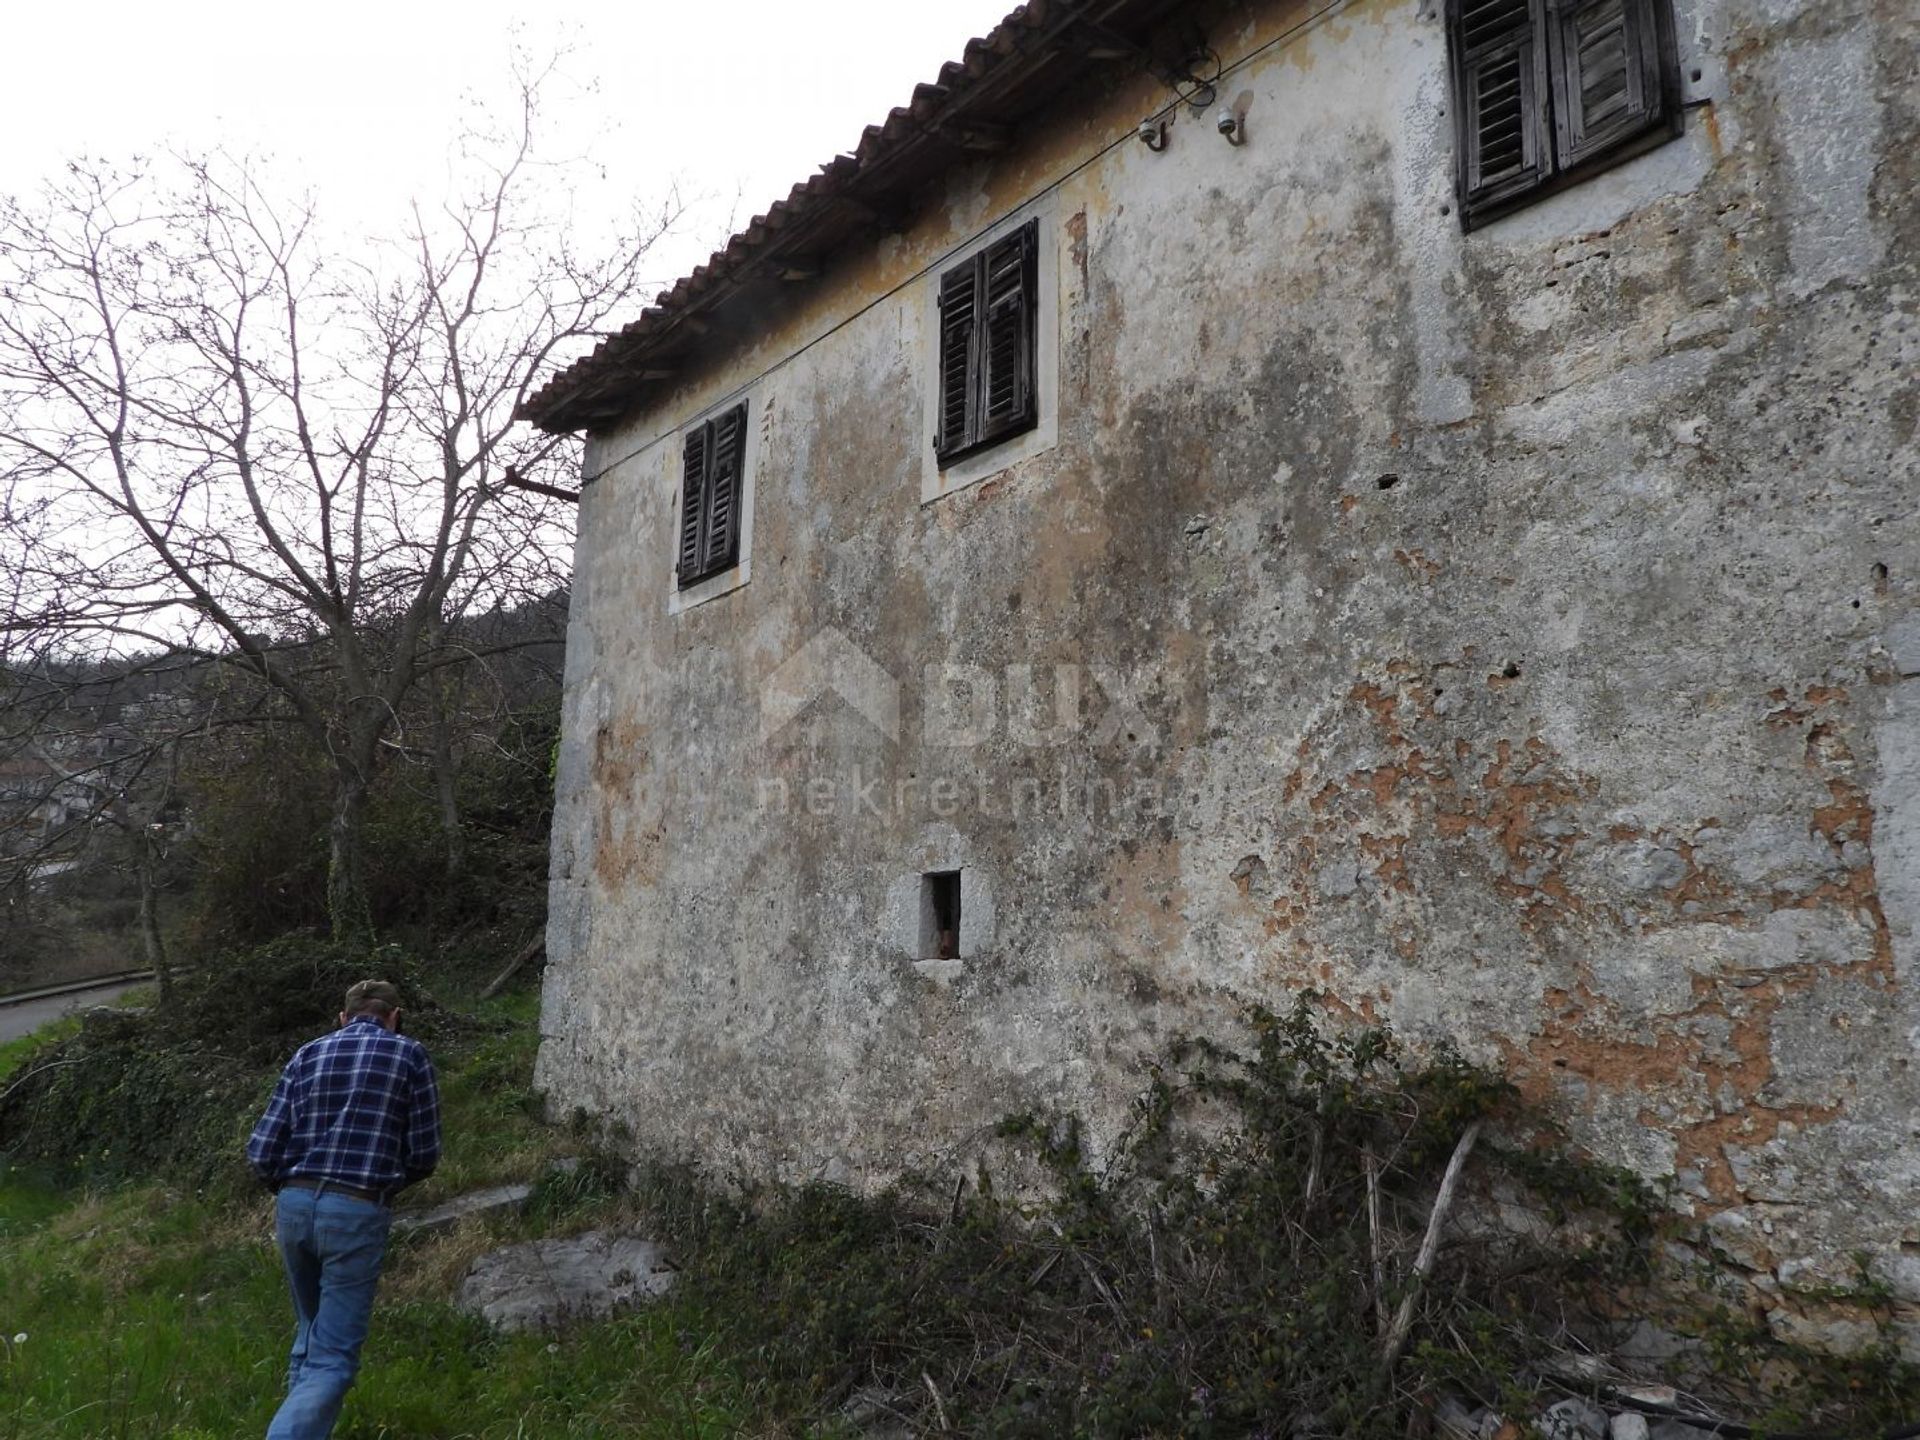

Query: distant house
[[524, 0, 1919, 1332], [0, 753, 91, 847]]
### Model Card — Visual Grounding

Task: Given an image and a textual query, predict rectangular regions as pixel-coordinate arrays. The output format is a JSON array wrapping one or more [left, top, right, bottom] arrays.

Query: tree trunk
[[142, 738, 181, 1002], [137, 827, 171, 1001], [422, 616, 466, 880], [327, 768, 375, 946], [430, 698, 465, 879]]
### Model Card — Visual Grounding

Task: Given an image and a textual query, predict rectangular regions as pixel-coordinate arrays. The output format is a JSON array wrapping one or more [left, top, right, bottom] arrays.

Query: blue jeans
[[267, 1186, 392, 1440]]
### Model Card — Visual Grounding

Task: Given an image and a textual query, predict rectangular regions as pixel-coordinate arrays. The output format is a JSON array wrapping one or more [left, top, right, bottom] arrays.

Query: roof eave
[[521, 0, 1194, 436]]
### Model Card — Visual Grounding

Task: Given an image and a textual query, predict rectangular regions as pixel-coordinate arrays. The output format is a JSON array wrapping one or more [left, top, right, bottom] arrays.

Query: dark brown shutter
[[935, 260, 979, 458], [676, 402, 749, 590], [702, 403, 747, 576], [979, 220, 1038, 445], [677, 424, 708, 587], [933, 220, 1039, 463], [1449, 0, 1552, 225], [1548, 0, 1669, 170]]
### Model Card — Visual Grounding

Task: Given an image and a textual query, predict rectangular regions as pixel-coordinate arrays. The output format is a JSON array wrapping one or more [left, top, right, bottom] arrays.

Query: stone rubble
[[1540, 1397, 1611, 1438], [1436, 1394, 1722, 1440]]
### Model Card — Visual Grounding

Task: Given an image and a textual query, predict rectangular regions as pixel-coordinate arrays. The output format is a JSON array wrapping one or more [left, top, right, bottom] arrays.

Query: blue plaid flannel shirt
[[246, 1015, 442, 1199]]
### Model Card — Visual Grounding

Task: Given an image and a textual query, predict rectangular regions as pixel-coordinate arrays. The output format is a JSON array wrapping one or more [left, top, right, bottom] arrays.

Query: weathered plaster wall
[[538, 0, 1920, 1341]]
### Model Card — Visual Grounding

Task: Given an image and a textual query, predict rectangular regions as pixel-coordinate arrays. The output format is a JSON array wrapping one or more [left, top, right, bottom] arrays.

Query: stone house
[[523, 0, 1920, 1323]]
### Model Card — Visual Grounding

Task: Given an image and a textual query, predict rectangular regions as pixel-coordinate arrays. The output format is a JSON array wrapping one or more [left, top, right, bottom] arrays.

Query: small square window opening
[[919, 870, 963, 961]]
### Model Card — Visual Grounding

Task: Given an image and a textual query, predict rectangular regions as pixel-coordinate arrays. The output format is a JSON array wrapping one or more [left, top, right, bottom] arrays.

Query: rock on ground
[[1541, 1397, 1610, 1439], [1434, 1396, 1508, 1439], [456, 1231, 675, 1332]]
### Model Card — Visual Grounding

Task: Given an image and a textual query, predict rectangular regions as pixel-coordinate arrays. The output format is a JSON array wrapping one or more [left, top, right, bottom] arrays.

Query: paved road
[[0, 981, 144, 1046]]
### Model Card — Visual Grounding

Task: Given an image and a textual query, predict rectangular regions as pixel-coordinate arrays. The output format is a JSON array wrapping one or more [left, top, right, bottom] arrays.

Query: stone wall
[[538, 0, 1920, 1338]]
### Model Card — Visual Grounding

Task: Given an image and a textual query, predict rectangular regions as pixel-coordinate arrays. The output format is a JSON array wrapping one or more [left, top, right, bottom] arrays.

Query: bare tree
[[0, 64, 670, 942]]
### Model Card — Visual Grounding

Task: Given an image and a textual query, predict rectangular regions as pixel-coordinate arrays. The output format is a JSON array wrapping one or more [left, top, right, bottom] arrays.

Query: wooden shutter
[[935, 260, 979, 459], [979, 221, 1038, 445], [1547, 0, 1669, 170], [1449, 0, 1552, 220], [933, 218, 1039, 463], [677, 423, 708, 587], [702, 403, 747, 576], [675, 401, 749, 590]]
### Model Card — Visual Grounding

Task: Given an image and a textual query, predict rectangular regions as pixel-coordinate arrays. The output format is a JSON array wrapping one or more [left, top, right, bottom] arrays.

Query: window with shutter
[[702, 405, 746, 577], [1446, 0, 1678, 228], [675, 401, 749, 591], [979, 226, 1036, 445], [934, 219, 1039, 464]]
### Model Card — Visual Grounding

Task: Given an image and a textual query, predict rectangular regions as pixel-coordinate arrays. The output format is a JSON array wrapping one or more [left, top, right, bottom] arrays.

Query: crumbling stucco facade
[[536, 0, 1920, 1340]]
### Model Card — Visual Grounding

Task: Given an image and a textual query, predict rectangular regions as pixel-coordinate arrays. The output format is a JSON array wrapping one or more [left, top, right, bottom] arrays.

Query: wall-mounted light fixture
[[1217, 90, 1252, 146], [1137, 116, 1169, 152]]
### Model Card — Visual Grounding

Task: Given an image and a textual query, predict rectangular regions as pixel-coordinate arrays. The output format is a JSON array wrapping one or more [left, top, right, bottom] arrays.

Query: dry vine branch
[[0, 1056, 84, 1107], [478, 933, 545, 1000], [1380, 1118, 1483, 1375], [1366, 1146, 1389, 1334]]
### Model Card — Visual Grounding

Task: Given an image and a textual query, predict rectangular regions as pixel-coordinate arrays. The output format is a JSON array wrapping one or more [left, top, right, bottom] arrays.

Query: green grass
[[0, 1171, 66, 1239], [404, 991, 572, 1202], [0, 1181, 751, 1439], [0, 991, 757, 1440]]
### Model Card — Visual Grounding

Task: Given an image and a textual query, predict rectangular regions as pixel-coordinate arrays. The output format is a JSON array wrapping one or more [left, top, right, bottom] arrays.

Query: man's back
[[248, 1014, 441, 1200]]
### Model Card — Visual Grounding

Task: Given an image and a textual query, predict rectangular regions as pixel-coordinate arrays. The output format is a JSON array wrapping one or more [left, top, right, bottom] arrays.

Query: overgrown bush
[[0, 934, 455, 1189], [182, 728, 332, 944], [0, 1003, 265, 1190], [167, 934, 447, 1063], [624, 997, 1920, 1438], [619, 1001, 1580, 1435], [183, 704, 557, 980]]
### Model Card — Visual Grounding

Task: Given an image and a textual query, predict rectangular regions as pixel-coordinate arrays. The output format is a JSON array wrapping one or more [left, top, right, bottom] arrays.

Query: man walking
[[246, 979, 442, 1440]]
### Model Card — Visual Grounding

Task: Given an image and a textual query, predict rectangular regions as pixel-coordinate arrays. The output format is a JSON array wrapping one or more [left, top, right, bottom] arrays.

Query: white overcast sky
[[2, 0, 1017, 294]]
